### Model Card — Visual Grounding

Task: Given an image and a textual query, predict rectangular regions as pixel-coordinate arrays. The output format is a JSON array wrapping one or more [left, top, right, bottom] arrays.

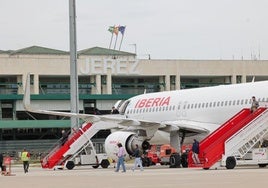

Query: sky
[[0, 0, 268, 60]]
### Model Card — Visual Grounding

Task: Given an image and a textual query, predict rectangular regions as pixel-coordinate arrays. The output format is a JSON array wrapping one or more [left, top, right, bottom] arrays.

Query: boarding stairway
[[188, 107, 268, 169], [41, 122, 100, 169]]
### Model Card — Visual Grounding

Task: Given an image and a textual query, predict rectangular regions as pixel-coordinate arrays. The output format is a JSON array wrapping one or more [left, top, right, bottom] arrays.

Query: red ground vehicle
[[142, 144, 176, 166]]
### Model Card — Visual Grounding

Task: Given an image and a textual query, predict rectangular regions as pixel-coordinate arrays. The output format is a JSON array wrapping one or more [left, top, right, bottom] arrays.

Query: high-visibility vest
[[21, 151, 30, 161]]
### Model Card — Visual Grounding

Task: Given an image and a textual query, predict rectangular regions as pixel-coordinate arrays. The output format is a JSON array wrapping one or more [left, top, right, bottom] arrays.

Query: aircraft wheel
[[101, 159, 110, 168], [181, 153, 188, 168], [169, 153, 181, 168], [226, 156, 236, 169], [66, 161, 75, 170], [142, 157, 150, 167]]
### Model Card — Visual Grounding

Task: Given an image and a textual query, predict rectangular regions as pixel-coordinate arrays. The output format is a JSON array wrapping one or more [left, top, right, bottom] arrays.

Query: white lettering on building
[[80, 58, 140, 75]]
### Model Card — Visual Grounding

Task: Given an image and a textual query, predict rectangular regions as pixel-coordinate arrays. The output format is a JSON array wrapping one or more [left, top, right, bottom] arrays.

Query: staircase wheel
[[258, 164, 267, 168], [92, 165, 99, 169], [66, 161, 75, 170], [101, 159, 110, 168], [226, 156, 236, 169]]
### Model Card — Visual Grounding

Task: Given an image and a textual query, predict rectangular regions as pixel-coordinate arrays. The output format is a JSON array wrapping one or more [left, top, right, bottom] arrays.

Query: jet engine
[[104, 131, 150, 161]]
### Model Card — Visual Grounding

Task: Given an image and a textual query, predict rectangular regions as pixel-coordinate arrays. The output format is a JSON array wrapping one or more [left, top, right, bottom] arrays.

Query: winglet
[[22, 73, 101, 123]]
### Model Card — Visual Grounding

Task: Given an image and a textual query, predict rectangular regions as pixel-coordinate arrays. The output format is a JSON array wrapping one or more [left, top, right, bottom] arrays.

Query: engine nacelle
[[104, 131, 149, 161]]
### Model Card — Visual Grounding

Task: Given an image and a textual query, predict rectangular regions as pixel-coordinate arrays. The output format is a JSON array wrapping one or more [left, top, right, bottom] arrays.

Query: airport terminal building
[[1, 45, 268, 156]]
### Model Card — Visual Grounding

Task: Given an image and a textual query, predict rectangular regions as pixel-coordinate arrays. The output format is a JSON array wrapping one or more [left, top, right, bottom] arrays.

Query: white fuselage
[[120, 81, 268, 144]]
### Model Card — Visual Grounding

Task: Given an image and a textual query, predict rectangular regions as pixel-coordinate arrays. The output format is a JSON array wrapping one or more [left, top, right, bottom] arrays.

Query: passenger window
[[209, 102, 212, 107], [241, 99, 244, 105], [229, 101, 232, 105], [233, 100, 236, 105], [213, 102, 216, 107], [245, 99, 248, 104], [217, 102, 220, 106], [221, 101, 224, 106], [236, 100, 240, 105]]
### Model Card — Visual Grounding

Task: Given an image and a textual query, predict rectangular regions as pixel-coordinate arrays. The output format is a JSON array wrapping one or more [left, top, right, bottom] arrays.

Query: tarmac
[[1, 164, 268, 188]]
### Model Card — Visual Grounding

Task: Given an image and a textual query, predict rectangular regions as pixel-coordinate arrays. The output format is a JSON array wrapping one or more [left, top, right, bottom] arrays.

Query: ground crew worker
[[21, 148, 30, 173]]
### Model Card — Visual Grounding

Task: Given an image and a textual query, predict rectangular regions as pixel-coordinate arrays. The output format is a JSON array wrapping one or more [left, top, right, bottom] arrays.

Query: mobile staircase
[[188, 107, 268, 169], [41, 122, 110, 169]]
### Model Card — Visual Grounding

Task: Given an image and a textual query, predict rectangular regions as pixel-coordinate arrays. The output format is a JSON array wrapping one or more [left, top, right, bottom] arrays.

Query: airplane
[[23, 74, 268, 162]]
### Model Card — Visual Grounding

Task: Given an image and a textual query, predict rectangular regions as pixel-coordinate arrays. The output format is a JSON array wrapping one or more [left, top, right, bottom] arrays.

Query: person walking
[[115, 143, 126, 172], [251, 96, 259, 112], [61, 129, 68, 145], [131, 144, 143, 171], [0, 152, 3, 173], [192, 139, 200, 164], [21, 148, 30, 173]]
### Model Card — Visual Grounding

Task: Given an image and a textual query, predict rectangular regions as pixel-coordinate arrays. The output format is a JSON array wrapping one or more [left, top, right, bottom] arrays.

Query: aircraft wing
[[99, 116, 210, 134], [24, 104, 101, 122], [23, 74, 100, 123], [23, 73, 211, 134]]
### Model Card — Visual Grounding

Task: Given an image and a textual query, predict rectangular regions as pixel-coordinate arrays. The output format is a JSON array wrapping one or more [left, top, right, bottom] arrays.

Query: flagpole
[[109, 33, 113, 49], [108, 26, 115, 49], [113, 34, 118, 50], [118, 26, 126, 51], [119, 32, 124, 51]]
